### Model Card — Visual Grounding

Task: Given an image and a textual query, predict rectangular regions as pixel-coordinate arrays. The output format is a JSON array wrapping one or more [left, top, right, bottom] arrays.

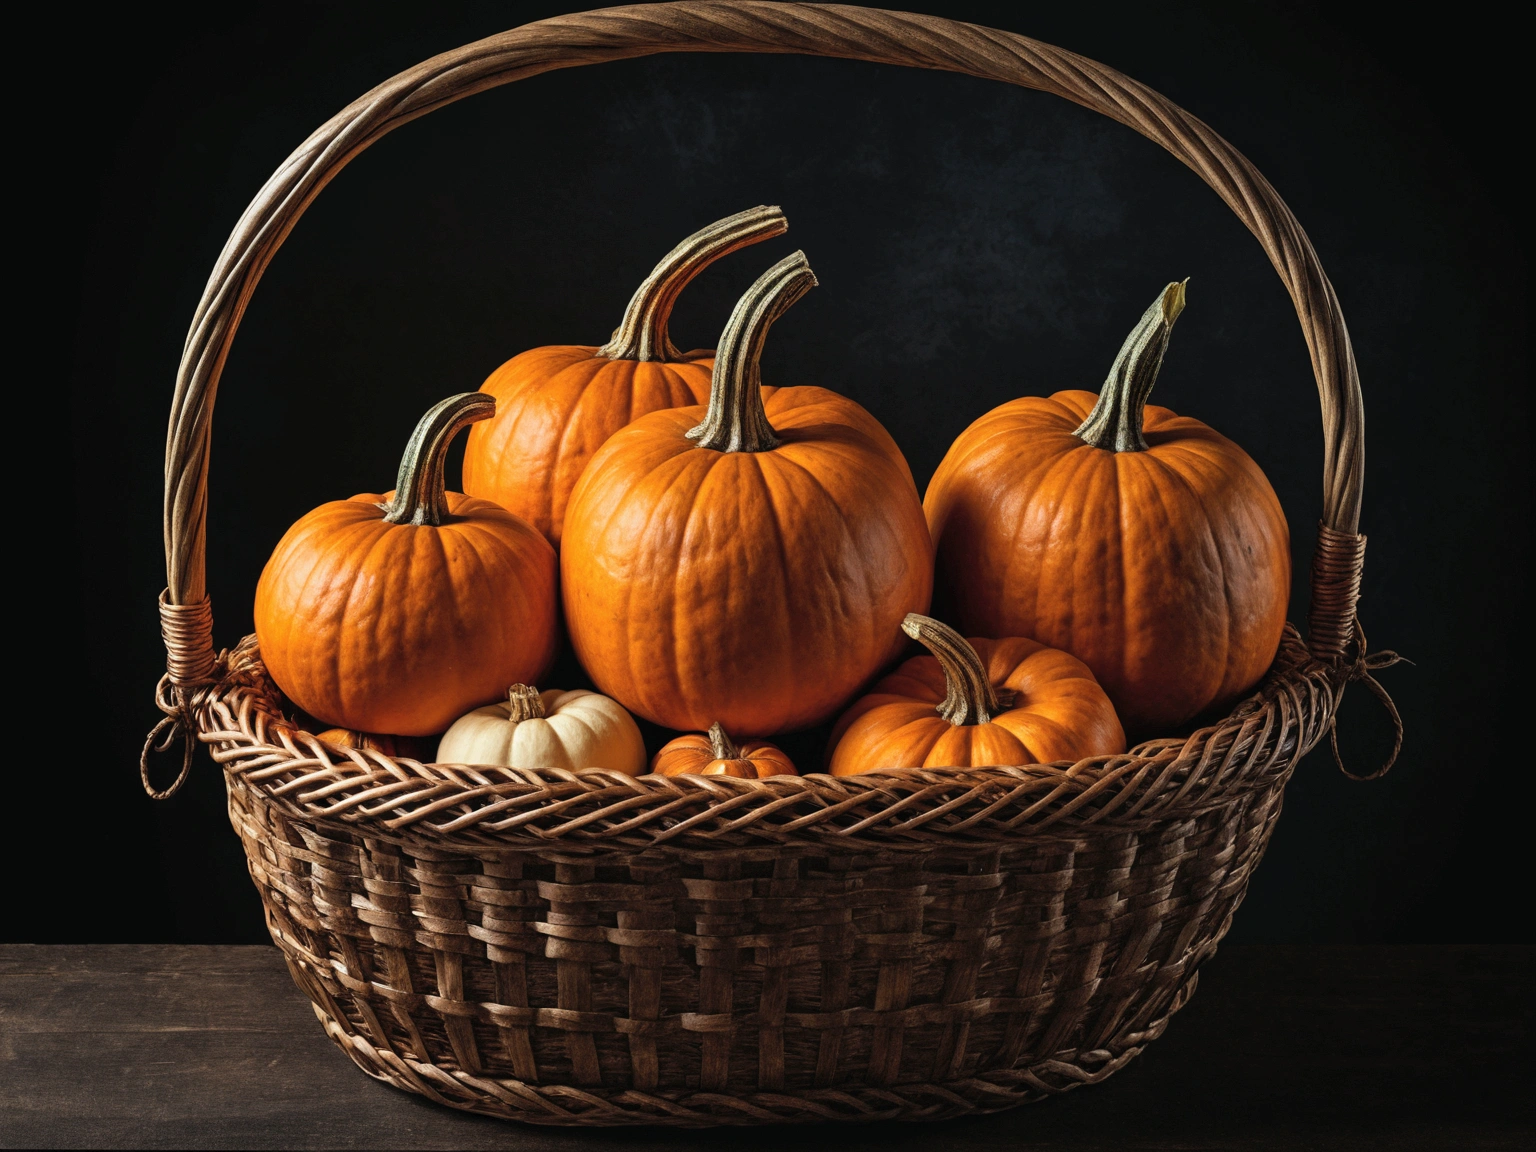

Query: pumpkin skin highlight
[[924, 284, 1289, 735], [462, 206, 787, 548], [255, 395, 558, 737], [561, 253, 932, 737], [651, 723, 798, 779], [828, 617, 1125, 774]]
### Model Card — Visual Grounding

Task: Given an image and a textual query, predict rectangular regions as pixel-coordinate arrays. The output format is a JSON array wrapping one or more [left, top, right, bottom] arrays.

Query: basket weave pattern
[[149, 2, 1386, 1127], [187, 626, 1334, 1123]]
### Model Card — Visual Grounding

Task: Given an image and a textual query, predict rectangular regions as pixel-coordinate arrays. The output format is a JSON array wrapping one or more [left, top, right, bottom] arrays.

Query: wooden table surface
[[2, 944, 1529, 1150]]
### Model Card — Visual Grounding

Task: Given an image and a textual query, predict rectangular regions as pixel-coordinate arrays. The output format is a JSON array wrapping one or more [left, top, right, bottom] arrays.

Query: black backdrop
[[28, 2, 1526, 944]]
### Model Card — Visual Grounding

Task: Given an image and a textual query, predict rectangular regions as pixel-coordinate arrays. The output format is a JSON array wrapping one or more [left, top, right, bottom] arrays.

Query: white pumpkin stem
[[1074, 280, 1188, 453], [686, 251, 817, 454], [597, 205, 788, 363], [706, 722, 740, 761], [507, 683, 545, 721], [901, 613, 1015, 727], [382, 393, 495, 526]]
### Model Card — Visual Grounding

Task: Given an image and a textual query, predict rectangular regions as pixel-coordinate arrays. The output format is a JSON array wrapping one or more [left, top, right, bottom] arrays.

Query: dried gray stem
[[597, 205, 788, 362], [381, 393, 495, 527], [706, 722, 740, 760], [687, 251, 817, 453], [902, 613, 1015, 726], [1074, 280, 1188, 453], [507, 684, 545, 721]]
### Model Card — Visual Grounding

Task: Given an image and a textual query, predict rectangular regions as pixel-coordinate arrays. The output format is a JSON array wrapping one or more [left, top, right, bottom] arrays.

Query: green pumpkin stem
[[598, 205, 789, 363], [687, 251, 817, 453], [382, 392, 495, 526], [507, 684, 545, 721], [707, 722, 740, 760], [1074, 280, 1189, 452], [902, 613, 1016, 726]]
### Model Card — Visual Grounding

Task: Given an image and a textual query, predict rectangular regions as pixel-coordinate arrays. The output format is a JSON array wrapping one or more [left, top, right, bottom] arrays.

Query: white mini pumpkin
[[436, 684, 646, 773]]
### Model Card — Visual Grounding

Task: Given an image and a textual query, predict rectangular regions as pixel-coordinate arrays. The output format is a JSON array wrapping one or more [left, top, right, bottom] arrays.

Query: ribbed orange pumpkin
[[255, 394, 558, 736], [828, 614, 1125, 774], [561, 252, 933, 736], [462, 206, 787, 547], [924, 282, 1290, 735], [651, 723, 798, 779]]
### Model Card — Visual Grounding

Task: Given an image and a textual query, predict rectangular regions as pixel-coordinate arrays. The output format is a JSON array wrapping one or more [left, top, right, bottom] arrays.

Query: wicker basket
[[144, 2, 1399, 1127]]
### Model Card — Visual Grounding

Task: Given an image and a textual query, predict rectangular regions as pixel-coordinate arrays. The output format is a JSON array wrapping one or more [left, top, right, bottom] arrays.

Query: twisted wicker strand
[[1308, 523, 1367, 664], [158, 588, 216, 686], [1305, 523, 1404, 777], [140, 590, 220, 798]]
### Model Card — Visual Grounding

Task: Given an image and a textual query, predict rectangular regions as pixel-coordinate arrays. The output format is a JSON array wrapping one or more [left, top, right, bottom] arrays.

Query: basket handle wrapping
[[156, 2, 1376, 725]]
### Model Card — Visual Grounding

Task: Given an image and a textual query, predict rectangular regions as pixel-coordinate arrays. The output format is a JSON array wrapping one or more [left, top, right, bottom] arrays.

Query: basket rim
[[198, 624, 1338, 853]]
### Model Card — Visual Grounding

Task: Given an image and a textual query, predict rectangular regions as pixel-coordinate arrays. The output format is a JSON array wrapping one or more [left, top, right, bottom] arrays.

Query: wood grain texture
[[3, 945, 1528, 1150]]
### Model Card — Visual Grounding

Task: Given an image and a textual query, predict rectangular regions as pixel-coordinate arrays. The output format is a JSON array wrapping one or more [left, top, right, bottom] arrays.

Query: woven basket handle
[[157, 0, 1370, 694]]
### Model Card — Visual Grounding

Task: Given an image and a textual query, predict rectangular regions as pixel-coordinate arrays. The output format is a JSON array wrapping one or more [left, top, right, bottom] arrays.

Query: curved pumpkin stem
[[901, 613, 1016, 726], [507, 684, 545, 721], [382, 392, 495, 526], [597, 205, 789, 362], [1074, 280, 1188, 453], [706, 722, 740, 761], [687, 251, 817, 453]]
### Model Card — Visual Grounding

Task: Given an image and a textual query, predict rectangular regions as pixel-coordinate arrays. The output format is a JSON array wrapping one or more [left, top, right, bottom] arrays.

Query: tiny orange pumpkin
[[314, 729, 432, 760], [828, 614, 1125, 775], [651, 723, 798, 779]]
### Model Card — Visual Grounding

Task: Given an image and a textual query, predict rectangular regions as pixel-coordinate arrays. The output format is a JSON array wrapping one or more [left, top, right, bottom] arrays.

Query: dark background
[[25, 2, 1526, 945]]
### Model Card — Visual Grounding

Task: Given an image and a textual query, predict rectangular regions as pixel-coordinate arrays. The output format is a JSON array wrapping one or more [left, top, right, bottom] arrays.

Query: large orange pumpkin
[[462, 206, 788, 547], [255, 393, 558, 736], [924, 282, 1290, 735], [561, 251, 933, 736], [828, 614, 1125, 774], [651, 723, 798, 779]]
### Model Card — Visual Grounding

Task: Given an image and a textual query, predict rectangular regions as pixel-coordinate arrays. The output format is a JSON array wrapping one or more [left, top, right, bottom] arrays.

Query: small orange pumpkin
[[560, 252, 933, 736], [462, 206, 788, 547], [314, 729, 432, 760], [828, 614, 1125, 774], [255, 393, 558, 736], [924, 282, 1290, 735], [651, 723, 798, 779]]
